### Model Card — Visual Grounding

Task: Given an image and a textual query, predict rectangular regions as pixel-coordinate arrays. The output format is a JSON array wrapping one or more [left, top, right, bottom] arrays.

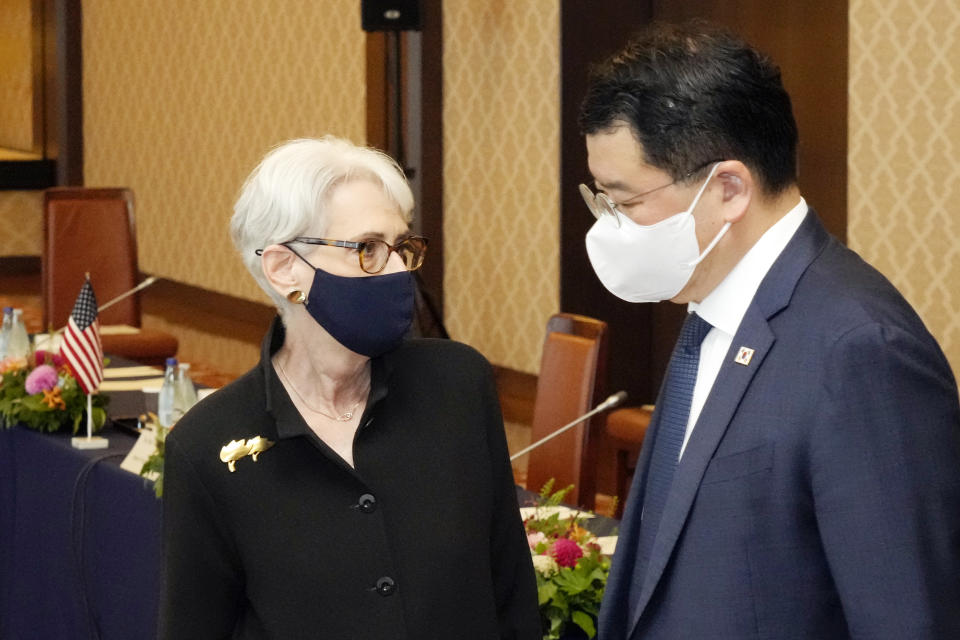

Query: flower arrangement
[[0, 351, 108, 433], [524, 480, 612, 640], [140, 418, 168, 499]]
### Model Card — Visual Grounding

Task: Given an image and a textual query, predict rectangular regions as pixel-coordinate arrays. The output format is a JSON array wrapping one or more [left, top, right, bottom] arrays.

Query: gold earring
[[287, 290, 306, 304]]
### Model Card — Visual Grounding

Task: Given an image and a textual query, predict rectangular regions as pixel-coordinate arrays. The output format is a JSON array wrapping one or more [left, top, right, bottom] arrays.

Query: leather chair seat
[[102, 330, 179, 368]]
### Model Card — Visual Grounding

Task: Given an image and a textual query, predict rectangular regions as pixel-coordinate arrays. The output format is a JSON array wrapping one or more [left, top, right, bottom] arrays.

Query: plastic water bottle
[[174, 362, 198, 417], [0, 307, 12, 359], [6, 309, 31, 359], [157, 357, 178, 427]]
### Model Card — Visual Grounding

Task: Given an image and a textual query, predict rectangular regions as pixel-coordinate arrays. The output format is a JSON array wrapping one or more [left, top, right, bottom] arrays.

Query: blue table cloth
[[0, 424, 161, 640]]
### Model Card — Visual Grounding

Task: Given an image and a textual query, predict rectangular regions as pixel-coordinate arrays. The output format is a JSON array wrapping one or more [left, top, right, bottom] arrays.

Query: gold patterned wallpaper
[[0, 0, 34, 150], [81, 0, 366, 303], [0, 191, 42, 255], [848, 0, 960, 377], [443, 1, 561, 374]]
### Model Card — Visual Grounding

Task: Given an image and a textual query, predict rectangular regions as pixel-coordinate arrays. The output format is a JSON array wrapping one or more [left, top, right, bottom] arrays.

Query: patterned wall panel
[[0, 191, 42, 256], [848, 0, 960, 376], [82, 0, 367, 304], [443, 1, 560, 374], [0, 0, 35, 150]]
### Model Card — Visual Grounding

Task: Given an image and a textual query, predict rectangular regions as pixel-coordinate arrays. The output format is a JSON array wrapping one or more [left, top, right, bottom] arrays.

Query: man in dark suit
[[579, 23, 960, 639]]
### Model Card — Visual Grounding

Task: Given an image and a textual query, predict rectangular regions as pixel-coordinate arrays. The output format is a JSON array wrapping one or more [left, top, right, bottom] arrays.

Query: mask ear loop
[[271, 245, 318, 308], [688, 221, 732, 267], [283, 244, 319, 271], [683, 163, 729, 268], [254, 245, 318, 270]]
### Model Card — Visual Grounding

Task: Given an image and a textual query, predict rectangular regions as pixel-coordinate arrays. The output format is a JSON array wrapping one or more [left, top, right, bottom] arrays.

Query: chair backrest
[[43, 187, 141, 329], [526, 313, 608, 510]]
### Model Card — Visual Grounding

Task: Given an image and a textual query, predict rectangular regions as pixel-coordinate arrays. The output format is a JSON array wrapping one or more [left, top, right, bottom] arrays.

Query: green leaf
[[571, 610, 597, 638], [556, 568, 591, 595], [20, 394, 50, 411], [538, 580, 557, 606], [538, 477, 555, 499]]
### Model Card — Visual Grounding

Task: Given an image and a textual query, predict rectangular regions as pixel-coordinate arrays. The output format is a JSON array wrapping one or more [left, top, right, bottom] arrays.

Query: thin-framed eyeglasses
[[287, 235, 428, 274], [579, 160, 722, 228]]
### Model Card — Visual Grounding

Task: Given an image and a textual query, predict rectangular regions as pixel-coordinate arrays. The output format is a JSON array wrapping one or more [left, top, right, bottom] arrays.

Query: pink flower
[[551, 537, 584, 568], [527, 531, 547, 550], [25, 364, 59, 395]]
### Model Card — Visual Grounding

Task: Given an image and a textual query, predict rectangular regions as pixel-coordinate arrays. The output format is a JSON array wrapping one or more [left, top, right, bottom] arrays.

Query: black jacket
[[160, 318, 540, 639]]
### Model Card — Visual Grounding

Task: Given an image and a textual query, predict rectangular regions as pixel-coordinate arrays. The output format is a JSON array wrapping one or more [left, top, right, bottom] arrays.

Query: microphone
[[509, 390, 628, 462], [41, 276, 162, 341], [98, 276, 159, 313]]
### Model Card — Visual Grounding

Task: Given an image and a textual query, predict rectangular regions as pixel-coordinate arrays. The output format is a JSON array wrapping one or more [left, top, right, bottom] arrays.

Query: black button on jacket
[[159, 318, 540, 639]]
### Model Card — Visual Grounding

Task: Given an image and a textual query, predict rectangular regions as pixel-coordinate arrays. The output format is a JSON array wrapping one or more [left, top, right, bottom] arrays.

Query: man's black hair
[[579, 22, 798, 194]]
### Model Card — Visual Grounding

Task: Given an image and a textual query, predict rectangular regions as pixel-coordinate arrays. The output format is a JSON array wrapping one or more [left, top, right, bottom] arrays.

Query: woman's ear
[[260, 245, 303, 299], [716, 160, 752, 224]]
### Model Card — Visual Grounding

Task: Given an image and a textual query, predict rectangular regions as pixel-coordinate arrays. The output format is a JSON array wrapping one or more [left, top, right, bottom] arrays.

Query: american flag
[[60, 279, 104, 394]]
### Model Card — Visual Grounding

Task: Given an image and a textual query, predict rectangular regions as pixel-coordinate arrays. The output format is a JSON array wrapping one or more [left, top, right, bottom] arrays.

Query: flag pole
[[69, 273, 109, 450], [72, 392, 109, 448]]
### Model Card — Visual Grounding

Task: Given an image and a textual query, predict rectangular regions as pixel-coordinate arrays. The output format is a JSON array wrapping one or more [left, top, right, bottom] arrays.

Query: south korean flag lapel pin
[[734, 346, 755, 366]]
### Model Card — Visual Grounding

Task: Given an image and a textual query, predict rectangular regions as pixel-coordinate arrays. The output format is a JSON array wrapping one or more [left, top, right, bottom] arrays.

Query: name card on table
[[121, 427, 159, 480], [595, 536, 617, 555]]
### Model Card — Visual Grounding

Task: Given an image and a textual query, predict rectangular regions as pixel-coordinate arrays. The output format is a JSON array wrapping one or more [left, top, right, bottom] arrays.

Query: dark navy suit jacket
[[599, 212, 960, 639]]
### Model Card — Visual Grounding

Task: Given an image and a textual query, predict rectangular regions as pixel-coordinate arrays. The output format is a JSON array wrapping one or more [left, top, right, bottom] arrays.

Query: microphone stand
[[37, 276, 162, 347], [510, 391, 628, 462], [98, 276, 158, 313]]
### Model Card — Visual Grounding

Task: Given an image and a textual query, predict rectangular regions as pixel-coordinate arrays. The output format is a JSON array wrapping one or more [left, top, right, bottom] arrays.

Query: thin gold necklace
[[275, 357, 365, 422]]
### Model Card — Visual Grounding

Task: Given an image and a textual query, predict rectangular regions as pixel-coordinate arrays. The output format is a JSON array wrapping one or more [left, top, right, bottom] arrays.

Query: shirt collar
[[689, 198, 808, 336], [259, 316, 391, 440]]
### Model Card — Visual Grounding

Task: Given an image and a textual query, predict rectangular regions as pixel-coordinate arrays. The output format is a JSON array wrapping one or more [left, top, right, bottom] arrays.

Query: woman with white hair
[[159, 137, 540, 639]]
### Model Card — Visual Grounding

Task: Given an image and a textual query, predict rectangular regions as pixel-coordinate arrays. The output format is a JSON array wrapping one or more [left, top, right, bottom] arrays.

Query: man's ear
[[260, 245, 304, 300], [715, 160, 752, 224]]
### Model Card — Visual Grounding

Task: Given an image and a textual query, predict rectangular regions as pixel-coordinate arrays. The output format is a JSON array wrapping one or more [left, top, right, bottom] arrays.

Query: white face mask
[[585, 163, 729, 303]]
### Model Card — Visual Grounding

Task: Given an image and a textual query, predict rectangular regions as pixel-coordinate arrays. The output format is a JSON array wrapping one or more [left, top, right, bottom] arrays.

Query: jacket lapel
[[625, 211, 831, 635]]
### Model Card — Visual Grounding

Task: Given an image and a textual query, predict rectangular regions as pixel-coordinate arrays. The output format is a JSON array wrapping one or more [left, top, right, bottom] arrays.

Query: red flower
[[34, 350, 65, 368], [551, 537, 584, 568]]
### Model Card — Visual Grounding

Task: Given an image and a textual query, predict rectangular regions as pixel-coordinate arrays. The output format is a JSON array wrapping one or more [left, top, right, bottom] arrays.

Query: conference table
[[0, 422, 161, 640], [0, 375, 617, 640]]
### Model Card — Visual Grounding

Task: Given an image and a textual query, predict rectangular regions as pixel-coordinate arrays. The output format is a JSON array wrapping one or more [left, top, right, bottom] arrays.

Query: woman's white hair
[[230, 136, 414, 310]]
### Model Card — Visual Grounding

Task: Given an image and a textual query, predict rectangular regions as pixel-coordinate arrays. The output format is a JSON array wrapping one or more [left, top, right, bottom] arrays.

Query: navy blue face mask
[[288, 248, 414, 357]]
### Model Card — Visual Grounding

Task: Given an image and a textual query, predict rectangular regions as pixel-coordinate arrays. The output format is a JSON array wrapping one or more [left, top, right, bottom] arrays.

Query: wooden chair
[[43, 187, 178, 366], [525, 313, 608, 510]]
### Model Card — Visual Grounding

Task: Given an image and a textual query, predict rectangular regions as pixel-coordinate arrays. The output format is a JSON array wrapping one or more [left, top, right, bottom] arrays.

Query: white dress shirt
[[679, 199, 808, 457]]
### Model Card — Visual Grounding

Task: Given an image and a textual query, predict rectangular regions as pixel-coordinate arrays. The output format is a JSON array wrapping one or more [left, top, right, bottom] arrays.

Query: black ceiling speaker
[[361, 0, 422, 32]]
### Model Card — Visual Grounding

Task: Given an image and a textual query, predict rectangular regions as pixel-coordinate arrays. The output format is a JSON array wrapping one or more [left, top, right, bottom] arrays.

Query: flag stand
[[64, 274, 108, 450], [71, 392, 108, 449]]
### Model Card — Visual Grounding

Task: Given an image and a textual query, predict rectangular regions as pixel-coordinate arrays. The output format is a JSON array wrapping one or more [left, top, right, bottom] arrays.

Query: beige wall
[[443, 1, 561, 374], [847, 0, 960, 376], [81, 0, 367, 304]]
